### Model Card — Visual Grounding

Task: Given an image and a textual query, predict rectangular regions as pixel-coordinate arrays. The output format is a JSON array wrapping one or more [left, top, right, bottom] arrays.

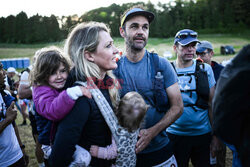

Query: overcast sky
[[0, 0, 168, 17]]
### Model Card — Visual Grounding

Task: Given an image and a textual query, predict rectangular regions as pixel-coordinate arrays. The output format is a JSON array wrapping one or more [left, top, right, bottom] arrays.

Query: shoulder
[[66, 96, 91, 118], [33, 85, 58, 96], [148, 51, 172, 68], [20, 71, 29, 80], [34, 85, 53, 91], [213, 61, 224, 69], [159, 56, 171, 67]]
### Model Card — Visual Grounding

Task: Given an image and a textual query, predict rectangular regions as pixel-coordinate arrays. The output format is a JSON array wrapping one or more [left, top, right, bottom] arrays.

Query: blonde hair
[[116, 92, 149, 132], [30, 46, 71, 86], [64, 22, 120, 107]]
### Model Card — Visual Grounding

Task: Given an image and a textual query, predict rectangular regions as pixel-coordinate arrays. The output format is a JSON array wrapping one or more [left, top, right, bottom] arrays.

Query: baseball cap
[[174, 29, 199, 46], [121, 7, 155, 27], [7, 67, 16, 73], [196, 41, 213, 53]]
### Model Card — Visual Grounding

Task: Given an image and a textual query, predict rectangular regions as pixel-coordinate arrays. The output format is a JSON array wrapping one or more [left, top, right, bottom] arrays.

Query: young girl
[[31, 46, 91, 166], [90, 91, 148, 162]]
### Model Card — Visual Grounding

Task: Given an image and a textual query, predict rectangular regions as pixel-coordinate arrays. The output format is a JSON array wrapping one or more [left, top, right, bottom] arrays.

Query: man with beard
[[114, 6, 183, 167]]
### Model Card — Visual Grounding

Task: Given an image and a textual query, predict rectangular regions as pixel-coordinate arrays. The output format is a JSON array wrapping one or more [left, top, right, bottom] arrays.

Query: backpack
[[171, 59, 210, 110], [115, 51, 170, 113], [149, 52, 170, 112]]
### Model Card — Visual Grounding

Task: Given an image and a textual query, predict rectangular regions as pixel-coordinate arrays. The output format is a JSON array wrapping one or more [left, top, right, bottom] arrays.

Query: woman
[[49, 22, 119, 167]]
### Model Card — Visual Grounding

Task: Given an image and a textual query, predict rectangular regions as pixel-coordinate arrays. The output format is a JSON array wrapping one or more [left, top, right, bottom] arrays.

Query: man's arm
[[208, 86, 221, 157], [13, 121, 29, 166], [136, 82, 183, 153], [0, 102, 16, 133], [18, 84, 32, 99], [208, 86, 215, 124]]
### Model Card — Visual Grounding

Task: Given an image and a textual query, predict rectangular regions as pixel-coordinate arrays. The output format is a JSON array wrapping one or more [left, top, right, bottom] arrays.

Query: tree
[[4, 15, 16, 43], [15, 11, 28, 43]]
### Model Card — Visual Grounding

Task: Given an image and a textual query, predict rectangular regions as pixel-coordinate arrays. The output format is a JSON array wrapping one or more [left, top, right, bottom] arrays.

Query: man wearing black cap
[[167, 29, 219, 167], [114, 6, 183, 167], [196, 41, 224, 82], [197, 41, 227, 167]]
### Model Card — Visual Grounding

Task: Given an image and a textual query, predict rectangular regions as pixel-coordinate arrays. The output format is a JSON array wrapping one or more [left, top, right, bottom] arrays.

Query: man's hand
[[210, 135, 222, 157], [136, 128, 155, 153], [5, 102, 17, 122]]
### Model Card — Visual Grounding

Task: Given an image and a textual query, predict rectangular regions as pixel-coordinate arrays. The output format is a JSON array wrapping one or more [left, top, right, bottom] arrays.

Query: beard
[[125, 34, 147, 52]]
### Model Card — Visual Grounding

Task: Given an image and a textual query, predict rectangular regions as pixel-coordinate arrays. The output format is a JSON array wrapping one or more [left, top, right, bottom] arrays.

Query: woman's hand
[[90, 145, 99, 157], [79, 86, 92, 99]]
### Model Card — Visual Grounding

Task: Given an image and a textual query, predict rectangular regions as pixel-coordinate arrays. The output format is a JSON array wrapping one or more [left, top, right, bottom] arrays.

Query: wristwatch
[[20, 144, 25, 149]]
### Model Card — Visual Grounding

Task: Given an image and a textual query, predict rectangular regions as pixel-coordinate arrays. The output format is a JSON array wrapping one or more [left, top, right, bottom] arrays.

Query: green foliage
[[0, 0, 250, 44], [0, 12, 64, 44]]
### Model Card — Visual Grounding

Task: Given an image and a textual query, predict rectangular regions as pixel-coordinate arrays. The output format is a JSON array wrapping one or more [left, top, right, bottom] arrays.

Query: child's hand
[[90, 145, 99, 157], [79, 86, 92, 99]]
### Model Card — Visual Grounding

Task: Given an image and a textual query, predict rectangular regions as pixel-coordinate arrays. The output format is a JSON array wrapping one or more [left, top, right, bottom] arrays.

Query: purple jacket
[[33, 85, 75, 121], [33, 85, 76, 145]]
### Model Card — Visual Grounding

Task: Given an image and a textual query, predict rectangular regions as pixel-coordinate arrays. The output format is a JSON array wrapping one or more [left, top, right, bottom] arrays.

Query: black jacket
[[49, 74, 114, 167]]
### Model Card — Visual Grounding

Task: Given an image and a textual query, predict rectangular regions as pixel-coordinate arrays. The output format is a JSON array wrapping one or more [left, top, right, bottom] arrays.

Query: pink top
[[97, 136, 117, 160]]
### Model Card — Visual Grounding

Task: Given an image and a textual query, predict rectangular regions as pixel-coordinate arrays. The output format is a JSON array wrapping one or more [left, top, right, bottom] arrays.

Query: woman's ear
[[84, 50, 94, 62]]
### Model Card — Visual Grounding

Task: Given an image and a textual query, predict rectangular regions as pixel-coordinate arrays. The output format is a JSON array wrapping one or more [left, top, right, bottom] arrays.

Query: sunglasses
[[196, 51, 209, 56], [176, 32, 198, 39]]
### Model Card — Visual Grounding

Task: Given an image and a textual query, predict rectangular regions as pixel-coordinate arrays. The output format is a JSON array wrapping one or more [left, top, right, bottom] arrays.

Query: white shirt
[[0, 94, 23, 166]]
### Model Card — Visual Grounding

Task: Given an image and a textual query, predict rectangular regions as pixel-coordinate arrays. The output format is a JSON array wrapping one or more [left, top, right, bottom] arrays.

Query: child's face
[[48, 63, 68, 90]]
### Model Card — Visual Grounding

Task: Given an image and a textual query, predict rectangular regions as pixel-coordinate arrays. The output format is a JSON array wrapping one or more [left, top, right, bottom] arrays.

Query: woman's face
[[93, 30, 119, 74]]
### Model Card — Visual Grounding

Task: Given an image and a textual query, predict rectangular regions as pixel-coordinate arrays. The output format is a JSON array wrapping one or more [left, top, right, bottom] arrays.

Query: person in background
[[18, 55, 45, 167], [196, 41, 224, 81], [0, 62, 28, 167], [114, 6, 183, 166], [5, 67, 24, 125], [90, 91, 149, 161], [196, 40, 226, 167], [167, 29, 220, 167]]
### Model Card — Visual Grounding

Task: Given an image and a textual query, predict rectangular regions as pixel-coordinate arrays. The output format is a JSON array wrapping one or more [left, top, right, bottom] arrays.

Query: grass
[[1, 33, 250, 61], [3, 33, 249, 166]]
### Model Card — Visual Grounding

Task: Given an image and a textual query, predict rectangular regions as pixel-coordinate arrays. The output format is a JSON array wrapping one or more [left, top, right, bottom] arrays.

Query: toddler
[[31, 46, 91, 166], [90, 91, 148, 162]]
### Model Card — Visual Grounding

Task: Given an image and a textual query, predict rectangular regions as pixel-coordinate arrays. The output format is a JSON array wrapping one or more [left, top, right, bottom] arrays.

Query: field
[[2, 34, 249, 167]]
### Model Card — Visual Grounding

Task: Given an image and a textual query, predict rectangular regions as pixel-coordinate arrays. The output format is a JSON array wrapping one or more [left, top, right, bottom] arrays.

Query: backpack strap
[[148, 51, 170, 112], [172, 60, 209, 110], [150, 52, 161, 76]]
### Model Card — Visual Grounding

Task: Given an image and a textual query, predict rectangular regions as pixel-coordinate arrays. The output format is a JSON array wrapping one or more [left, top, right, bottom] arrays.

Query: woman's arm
[[49, 97, 90, 166]]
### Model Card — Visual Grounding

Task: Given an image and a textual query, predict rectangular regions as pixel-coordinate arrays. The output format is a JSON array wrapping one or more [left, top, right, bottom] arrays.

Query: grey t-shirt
[[114, 50, 177, 153]]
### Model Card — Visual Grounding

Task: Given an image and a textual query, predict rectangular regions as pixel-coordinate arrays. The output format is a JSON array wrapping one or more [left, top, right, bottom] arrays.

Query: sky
[[0, 0, 168, 18]]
